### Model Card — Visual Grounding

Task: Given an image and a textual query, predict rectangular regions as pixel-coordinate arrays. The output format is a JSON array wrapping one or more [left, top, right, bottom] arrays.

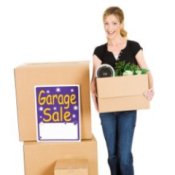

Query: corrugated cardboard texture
[[24, 137, 98, 175], [96, 74, 150, 112], [15, 61, 92, 141], [54, 159, 88, 175]]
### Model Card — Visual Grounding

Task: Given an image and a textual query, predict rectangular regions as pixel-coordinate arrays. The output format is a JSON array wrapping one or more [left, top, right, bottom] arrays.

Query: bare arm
[[135, 50, 154, 100], [91, 55, 102, 111]]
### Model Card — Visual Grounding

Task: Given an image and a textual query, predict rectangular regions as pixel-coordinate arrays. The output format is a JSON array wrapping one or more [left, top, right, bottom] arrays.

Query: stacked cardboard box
[[54, 159, 88, 175], [24, 139, 97, 175], [15, 61, 98, 175]]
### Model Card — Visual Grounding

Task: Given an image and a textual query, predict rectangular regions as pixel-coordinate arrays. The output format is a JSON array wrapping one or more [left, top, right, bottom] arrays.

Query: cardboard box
[[15, 61, 92, 141], [24, 137, 98, 175], [96, 74, 150, 112], [54, 159, 88, 175]]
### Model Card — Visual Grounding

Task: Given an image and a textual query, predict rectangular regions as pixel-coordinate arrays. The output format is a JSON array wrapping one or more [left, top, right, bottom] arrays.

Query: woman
[[91, 6, 154, 175]]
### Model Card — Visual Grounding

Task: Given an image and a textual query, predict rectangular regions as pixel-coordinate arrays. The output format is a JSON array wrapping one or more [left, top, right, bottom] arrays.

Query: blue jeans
[[99, 111, 137, 175]]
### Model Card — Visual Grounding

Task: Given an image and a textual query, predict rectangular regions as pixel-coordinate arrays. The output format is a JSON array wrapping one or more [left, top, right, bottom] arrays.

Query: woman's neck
[[107, 36, 126, 46]]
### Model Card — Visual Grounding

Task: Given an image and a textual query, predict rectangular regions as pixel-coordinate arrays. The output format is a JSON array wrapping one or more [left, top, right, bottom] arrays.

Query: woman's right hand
[[91, 54, 102, 112], [144, 88, 154, 101], [91, 81, 99, 112], [92, 93, 99, 112]]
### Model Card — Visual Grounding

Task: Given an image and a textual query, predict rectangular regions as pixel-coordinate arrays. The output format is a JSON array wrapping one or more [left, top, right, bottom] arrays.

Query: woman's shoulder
[[93, 43, 107, 57], [127, 39, 142, 49], [94, 43, 107, 51], [127, 40, 141, 46], [127, 39, 143, 55]]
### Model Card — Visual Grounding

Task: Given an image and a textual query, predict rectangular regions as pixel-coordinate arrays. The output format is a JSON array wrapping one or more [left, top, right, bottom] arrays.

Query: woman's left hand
[[144, 88, 154, 101]]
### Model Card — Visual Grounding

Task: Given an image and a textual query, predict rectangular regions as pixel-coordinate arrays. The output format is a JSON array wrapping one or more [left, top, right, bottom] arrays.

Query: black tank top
[[93, 40, 142, 68]]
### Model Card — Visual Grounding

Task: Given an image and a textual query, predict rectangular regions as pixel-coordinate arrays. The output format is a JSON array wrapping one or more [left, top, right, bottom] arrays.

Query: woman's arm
[[91, 55, 102, 111], [135, 50, 154, 101]]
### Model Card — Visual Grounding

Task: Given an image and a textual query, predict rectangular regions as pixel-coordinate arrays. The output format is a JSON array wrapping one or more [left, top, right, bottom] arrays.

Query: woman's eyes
[[112, 22, 117, 25], [104, 22, 117, 25]]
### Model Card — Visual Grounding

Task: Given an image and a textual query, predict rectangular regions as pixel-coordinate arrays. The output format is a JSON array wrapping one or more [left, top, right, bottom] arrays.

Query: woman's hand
[[93, 94, 99, 112], [135, 50, 154, 101], [144, 88, 154, 101], [91, 85, 99, 111], [91, 55, 102, 112], [91, 80, 99, 112]]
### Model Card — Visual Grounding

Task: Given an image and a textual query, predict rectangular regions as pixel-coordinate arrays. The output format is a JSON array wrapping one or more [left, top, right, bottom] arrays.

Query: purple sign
[[35, 85, 81, 142]]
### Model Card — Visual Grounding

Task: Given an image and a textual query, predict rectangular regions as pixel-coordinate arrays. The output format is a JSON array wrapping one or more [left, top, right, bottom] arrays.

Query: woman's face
[[103, 14, 122, 39]]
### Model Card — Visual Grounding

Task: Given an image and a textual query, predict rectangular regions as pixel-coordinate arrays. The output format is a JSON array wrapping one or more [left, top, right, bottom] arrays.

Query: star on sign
[[71, 88, 74, 92], [72, 114, 76, 118], [73, 106, 78, 110], [56, 88, 61, 92], [53, 107, 57, 110], [39, 106, 44, 111], [46, 90, 50, 93]]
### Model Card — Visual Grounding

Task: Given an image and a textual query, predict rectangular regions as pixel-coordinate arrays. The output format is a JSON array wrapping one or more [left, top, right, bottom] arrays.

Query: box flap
[[96, 74, 148, 98], [15, 61, 89, 69]]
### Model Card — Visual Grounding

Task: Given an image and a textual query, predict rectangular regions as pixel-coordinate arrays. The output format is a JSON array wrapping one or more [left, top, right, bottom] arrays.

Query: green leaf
[[141, 68, 149, 74], [115, 60, 149, 76]]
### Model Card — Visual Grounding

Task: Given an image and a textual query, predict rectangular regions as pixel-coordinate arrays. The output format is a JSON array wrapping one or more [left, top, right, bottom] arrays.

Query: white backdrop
[[0, 0, 175, 175]]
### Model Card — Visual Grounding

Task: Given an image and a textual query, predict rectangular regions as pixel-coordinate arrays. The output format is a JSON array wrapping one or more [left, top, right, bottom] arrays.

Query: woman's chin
[[106, 33, 116, 39], [107, 35, 115, 40]]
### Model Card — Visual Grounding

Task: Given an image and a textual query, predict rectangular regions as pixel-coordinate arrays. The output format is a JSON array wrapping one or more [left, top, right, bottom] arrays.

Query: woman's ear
[[120, 22, 124, 30]]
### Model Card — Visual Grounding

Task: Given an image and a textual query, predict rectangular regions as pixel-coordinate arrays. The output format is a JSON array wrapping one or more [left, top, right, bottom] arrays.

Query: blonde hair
[[103, 6, 127, 37]]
